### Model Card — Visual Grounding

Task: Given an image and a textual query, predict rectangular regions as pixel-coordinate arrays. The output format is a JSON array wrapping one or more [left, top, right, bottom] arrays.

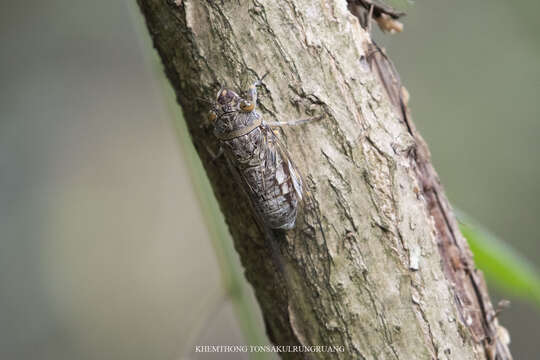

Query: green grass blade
[[129, 4, 271, 359], [458, 213, 540, 308], [156, 47, 272, 360]]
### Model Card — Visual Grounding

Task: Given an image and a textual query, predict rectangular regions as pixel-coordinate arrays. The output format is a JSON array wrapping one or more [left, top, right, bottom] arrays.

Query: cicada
[[208, 79, 305, 230]]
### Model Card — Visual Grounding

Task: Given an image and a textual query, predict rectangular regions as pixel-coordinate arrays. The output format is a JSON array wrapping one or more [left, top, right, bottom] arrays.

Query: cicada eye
[[208, 111, 217, 122], [240, 100, 255, 112]]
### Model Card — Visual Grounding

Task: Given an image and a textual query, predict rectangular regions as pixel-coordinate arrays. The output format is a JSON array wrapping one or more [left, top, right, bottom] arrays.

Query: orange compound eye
[[208, 111, 217, 122], [240, 100, 255, 112]]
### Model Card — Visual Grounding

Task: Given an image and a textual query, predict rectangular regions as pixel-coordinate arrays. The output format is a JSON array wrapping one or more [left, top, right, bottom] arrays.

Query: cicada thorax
[[213, 98, 303, 230]]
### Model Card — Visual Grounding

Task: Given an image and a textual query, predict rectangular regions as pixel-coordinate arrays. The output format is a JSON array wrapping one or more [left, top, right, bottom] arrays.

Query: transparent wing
[[261, 124, 327, 241], [261, 124, 303, 201], [223, 150, 269, 232]]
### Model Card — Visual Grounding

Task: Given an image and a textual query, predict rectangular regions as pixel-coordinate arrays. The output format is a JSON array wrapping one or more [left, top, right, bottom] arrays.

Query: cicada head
[[209, 86, 256, 130], [208, 88, 241, 124], [215, 88, 241, 114]]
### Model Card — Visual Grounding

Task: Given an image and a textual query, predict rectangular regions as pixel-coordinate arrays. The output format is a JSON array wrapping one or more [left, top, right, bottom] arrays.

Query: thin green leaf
[[458, 213, 540, 308], [129, 4, 272, 359], [159, 65, 272, 360]]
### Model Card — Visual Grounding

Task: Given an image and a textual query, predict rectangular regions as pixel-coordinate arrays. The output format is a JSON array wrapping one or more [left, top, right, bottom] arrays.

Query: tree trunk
[[137, 1, 512, 359]]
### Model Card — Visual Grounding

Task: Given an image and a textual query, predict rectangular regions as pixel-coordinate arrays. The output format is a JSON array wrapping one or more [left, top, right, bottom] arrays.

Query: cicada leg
[[205, 145, 224, 162], [240, 73, 268, 112]]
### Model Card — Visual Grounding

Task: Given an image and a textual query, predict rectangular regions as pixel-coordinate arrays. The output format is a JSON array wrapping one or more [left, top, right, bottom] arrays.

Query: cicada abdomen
[[209, 83, 303, 230]]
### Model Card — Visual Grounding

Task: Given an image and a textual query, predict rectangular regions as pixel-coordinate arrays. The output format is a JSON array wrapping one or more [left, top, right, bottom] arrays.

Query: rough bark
[[137, 1, 512, 359]]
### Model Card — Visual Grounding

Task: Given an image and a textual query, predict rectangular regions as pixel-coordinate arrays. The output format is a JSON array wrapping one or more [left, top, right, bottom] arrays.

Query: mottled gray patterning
[[209, 81, 303, 230]]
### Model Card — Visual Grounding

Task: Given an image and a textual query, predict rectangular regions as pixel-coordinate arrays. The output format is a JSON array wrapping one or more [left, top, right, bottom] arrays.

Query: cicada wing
[[261, 124, 327, 242], [262, 124, 326, 231], [287, 158, 303, 201], [223, 148, 289, 279], [262, 124, 304, 201], [223, 151, 269, 232]]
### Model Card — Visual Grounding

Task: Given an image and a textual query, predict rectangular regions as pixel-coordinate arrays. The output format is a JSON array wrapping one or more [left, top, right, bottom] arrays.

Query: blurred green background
[[1, 0, 539, 359]]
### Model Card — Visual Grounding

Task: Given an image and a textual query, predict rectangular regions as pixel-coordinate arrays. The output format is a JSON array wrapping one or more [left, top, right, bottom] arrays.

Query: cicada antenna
[[216, 82, 225, 101]]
